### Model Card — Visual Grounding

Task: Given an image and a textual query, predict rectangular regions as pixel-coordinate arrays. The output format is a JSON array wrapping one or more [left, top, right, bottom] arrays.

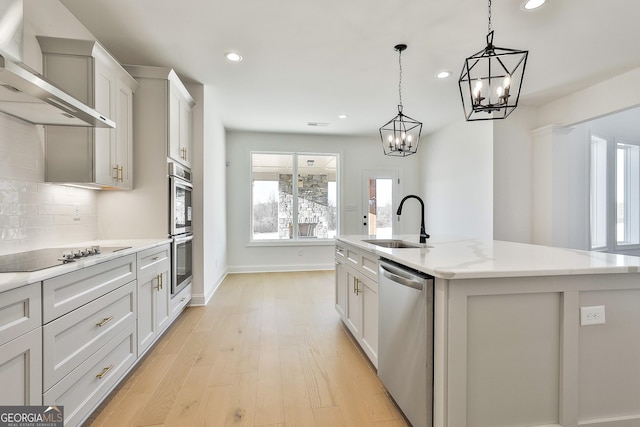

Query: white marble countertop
[[337, 235, 640, 279], [0, 238, 171, 293]]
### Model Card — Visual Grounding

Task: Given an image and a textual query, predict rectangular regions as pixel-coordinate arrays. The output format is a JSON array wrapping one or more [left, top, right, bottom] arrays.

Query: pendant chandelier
[[379, 44, 422, 157], [459, 0, 528, 121]]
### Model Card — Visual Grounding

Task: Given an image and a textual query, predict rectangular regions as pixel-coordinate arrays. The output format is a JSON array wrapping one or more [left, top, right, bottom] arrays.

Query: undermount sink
[[363, 239, 423, 249]]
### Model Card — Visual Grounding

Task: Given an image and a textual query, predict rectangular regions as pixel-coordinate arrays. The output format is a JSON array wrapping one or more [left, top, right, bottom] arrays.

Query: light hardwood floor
[[83, 271, 407, 427]]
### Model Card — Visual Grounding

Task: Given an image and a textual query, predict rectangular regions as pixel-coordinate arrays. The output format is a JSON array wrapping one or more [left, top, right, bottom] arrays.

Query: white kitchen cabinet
[[169, 80, 194, 167], [336, 242, 378, 367], [37, 36, 138, 189], [136, 244, 171, 356], [170, 282, 192, 321], [126, 65, 195, 169], [0, 283, 42, 405], [334, 244, 347, 320]]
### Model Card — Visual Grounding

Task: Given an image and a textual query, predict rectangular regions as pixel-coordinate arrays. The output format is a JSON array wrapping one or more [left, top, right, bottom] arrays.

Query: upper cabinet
[[37, 37, 139, 190], [125, 65, 195, 169]]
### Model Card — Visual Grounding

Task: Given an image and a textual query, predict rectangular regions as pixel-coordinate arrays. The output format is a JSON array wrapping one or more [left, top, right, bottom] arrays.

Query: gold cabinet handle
[[96, 364, 114, 379], [152, 256, 159, 261], [119, 165, 124, 182], [155, 273, 163, 291], [96, 316, 114, 327], [354, 278, 361, 295]]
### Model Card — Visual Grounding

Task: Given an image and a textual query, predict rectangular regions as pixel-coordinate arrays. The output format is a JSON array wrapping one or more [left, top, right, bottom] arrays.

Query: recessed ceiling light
[[338, 114, 348, 119], [522, 0, 546, 10], [224, 51, 243, 62], [436, 71, 451, 79]]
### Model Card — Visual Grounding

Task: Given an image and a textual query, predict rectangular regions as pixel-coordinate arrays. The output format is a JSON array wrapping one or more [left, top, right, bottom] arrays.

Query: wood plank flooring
[[83, 271, 407, 427]]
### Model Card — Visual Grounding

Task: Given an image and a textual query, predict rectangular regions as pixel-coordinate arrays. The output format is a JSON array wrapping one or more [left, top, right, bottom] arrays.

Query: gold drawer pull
[[152, 256, 159, 261], [96, 364, 114, 379], [96, 316, 114, 327]]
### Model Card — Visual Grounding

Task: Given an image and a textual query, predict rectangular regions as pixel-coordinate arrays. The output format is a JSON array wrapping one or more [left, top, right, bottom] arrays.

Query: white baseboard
[[227, 263, 334, 274], [188, 269, 228, 306]]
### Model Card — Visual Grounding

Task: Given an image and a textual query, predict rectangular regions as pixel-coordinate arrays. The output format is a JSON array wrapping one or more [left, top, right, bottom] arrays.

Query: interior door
[[362, 170, 399, 237]]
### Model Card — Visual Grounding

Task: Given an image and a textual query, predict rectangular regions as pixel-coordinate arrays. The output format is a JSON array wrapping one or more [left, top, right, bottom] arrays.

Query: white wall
[[189, 84, 227, 304], [493, 106, 537, 243], [421, 118, 494, 240], [225, 130, 421, 272]]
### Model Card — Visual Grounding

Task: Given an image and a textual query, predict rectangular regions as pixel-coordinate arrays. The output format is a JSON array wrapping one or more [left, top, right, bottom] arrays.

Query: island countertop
[[337, 235, 640, 279]]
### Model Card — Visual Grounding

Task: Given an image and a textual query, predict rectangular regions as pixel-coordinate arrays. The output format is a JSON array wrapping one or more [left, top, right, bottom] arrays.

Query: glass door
[[363, 170, 398, 237]]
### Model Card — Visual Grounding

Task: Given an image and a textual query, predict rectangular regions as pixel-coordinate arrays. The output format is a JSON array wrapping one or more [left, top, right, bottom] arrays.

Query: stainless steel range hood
[[0, 0, 115, 128]]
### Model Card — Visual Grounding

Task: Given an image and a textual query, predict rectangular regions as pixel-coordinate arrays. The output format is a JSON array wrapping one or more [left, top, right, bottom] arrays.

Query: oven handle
[[171, 175, 193, 189], [174, 233, 193, 244]]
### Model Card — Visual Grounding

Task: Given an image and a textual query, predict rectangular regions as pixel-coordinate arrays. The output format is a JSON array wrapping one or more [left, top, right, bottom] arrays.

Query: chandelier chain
[[488, 0, 492, 34], [398, 48, 403, 107]]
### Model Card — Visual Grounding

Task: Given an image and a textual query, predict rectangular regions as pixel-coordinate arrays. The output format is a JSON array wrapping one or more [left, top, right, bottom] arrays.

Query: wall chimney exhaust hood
[[0, 0, 115, 128]]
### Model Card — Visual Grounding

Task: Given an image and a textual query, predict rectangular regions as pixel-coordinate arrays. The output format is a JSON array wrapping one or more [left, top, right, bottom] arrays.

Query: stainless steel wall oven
[[169, 161, 193, 297], [169, 162, 193, 236]]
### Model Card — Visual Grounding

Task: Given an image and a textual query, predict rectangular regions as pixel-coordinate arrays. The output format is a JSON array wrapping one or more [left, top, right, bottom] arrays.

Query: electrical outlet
[[73, 205, 81, 221], [298, 249, 303, 256], [581, 305, 606, 326]]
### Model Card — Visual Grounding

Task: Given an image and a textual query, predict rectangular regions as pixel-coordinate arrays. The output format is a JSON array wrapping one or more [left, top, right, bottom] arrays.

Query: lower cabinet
[[136, 244, 171, 356], [0, 327, 42, 405], [0, 282, 42, 405], [335, 242, 378, 367], [43, 323, 136, 426], [170, 282, 192, 321]]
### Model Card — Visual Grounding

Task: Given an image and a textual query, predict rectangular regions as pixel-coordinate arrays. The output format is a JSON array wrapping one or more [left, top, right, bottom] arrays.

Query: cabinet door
[[156, 269, 171, 333], [360, 274, 378, 367], [168, 82, 182, 163], [93, 57, 117, 187], [335, 259, 347, 320], [115, 82, 134, 189], [345, 266, 362, 338], [179, 99, 193, 168], [0, 328, 42, 405], [137, 272, 155, 355]]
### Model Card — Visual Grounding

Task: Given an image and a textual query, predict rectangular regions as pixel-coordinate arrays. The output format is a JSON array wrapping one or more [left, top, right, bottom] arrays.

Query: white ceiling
[[59, 0, 640, 137]]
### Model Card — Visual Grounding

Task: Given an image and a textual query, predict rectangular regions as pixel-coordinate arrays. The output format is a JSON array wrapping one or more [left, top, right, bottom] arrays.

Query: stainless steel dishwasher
[[378, 258, 434, 427]]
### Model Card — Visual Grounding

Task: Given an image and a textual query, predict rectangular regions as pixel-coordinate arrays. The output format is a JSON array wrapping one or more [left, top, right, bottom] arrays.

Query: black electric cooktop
[[0, 246, 131, 273]]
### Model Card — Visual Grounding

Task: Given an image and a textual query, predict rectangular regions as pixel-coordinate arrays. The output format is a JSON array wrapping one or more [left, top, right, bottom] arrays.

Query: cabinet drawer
[[43, 254, 136, 323], [44, 322, 136, 427], [335, 244, 346, 261], [360, 251, 379, 281], [0, 283, 41, 345], [43, 281, 136, 391], [171, 283, 191, 320], [137, 244, 170, 277], [346, 246, 360, 267]]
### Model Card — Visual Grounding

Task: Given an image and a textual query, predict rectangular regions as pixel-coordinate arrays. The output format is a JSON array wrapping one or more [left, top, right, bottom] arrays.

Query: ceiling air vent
[[307, 122, 329, 127]]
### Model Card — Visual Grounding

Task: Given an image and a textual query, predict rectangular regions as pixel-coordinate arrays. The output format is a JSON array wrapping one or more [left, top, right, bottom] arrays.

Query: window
[[251, 152, 338, 241], [589, 134, 640, 251]]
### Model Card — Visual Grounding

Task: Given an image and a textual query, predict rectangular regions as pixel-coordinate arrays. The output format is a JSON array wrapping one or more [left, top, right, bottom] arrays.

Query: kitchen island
[[337, 235, 640, 427]]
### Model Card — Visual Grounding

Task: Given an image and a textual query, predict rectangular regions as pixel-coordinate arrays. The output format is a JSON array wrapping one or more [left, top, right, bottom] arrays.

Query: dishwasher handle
[[379, 262, 426, 291]]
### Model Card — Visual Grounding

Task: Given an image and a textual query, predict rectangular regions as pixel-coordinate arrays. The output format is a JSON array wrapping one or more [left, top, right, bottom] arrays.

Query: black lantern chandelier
[[379, 44, 422, 157], [459, 0, 528, 121]]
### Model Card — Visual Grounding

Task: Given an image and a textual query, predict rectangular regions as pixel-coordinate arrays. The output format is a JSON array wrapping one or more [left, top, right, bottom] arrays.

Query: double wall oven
[[169, 162, 193, 297]]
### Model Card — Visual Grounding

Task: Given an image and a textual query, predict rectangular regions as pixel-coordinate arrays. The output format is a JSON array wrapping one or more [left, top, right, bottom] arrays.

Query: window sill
[[247, 239, 336, 248]]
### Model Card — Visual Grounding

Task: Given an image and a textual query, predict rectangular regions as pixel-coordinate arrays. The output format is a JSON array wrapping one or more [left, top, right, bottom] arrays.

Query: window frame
[[249, 151, 340, 245]]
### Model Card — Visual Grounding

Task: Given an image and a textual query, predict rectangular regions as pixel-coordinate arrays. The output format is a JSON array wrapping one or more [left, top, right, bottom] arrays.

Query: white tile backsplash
[[0, 114, 99, 254]]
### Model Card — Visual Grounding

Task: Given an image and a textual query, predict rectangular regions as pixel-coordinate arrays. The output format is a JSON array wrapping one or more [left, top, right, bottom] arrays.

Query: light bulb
[[407, 135, 412, 142], [503, 75, 511, 89], [497, 86, 504, 97]]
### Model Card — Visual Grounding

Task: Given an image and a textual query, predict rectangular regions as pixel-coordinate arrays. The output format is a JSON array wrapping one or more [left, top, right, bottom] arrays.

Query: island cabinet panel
[[578, 289, 640, 423], [439, 273, 640, 427], [334, 244, 347, 319], [42, 254, 136, 323], [335, 242, 378, 367]]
